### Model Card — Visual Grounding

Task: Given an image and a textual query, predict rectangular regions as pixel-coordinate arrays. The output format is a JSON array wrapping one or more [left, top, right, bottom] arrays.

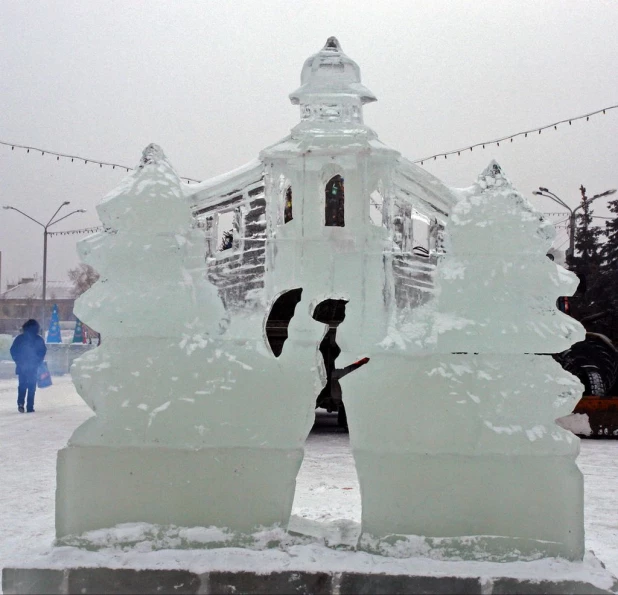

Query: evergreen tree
[[597, 196, 618, 340], [567, 185, 604, 272], [601, 195, 618, 270], [568, 186, 613, 338]]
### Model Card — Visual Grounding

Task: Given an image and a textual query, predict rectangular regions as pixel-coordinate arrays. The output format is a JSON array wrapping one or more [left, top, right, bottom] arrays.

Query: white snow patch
[[556, 414, 592, 437]]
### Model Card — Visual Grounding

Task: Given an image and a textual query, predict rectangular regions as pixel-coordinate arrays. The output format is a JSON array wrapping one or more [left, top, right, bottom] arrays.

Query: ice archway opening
[[289, 296, 364, 533]]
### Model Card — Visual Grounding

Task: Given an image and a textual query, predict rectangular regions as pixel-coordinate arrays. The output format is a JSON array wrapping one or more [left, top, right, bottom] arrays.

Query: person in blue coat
[[10, 319, 47, 413]]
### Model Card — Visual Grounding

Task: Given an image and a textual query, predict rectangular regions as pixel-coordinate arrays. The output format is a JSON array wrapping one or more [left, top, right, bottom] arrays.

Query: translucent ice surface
[[342, 162, 586, 560], [57, 38, 587, 564], [58, 145, 324, 537]]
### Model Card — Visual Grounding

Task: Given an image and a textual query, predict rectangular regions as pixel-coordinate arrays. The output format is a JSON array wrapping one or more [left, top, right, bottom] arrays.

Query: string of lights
[[0, 140, 201, 184], [1, 104, 616, 179], [47, 226, 104, 237], [411, 104, 617, 165]]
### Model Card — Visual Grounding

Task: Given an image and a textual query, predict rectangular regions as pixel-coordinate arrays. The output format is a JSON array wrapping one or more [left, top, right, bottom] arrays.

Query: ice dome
[[289, 37, 377, 106]]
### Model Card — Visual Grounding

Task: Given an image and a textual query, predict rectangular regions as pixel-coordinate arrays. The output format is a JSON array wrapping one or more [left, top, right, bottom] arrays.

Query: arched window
[[284, 186, 293, 223], [325, 175, 345, 227]]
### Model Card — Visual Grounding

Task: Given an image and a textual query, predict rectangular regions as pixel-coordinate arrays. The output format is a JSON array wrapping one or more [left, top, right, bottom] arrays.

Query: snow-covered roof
[[1, 280, 75, 300], [186, 159, 264, 208], [393, 157, 458, 220]]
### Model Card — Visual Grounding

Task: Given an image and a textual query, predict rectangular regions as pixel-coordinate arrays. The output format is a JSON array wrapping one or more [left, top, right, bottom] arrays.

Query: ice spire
[[137, 142, 166, 169], [477, 159, 509, 187]]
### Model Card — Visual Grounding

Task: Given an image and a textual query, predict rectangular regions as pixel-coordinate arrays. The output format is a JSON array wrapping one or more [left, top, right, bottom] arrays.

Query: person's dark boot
[[26, 409, 35, 413], [18, 406, 25, 413]]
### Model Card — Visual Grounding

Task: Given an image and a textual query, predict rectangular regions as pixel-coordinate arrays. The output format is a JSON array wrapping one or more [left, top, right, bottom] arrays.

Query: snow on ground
[[0, 376, 617, 589]]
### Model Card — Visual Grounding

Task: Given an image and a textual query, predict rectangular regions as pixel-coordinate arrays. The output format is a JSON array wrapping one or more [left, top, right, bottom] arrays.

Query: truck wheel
[[582, 368, 606, 397]]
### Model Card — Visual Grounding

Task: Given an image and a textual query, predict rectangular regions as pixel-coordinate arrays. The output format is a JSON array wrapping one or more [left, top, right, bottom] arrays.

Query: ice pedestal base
[[4, 552, 616, 594], [355, 451, 584, 561], [56, 445, 303, 538]]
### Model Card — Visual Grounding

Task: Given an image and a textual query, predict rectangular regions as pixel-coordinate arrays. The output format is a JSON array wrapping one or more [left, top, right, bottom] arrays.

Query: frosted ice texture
[[58, 37, 586, 564], [341, 161, 586, 560], [428, 161, 583, 353], [58, 145, 324, 537]]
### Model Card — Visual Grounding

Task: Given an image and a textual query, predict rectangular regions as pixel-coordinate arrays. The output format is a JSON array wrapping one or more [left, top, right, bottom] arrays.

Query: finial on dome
[[324, 36, 342, 51]]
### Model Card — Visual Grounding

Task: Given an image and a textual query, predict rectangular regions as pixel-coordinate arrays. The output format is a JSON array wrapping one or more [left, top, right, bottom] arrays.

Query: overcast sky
[[1, 0, 616, 292]]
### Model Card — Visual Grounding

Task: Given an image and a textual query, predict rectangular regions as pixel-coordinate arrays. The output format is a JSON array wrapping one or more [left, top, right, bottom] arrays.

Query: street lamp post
[[533, 186, 616, 261], [3, 203, 86, 337]]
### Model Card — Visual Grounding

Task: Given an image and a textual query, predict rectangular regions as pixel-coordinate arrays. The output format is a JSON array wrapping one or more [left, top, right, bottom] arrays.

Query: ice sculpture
[[56, 144, 324, 538], [342, 161, 586, 560], [57, 37, 587, 567]]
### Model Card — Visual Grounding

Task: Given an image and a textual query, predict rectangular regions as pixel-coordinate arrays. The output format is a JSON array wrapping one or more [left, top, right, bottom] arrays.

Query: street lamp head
[[62, 201, 70, 206], [3, 205, 13, 210], [77, 209, 86, 213], [532, 191, 544, 196], [539, 187, 549, 192]]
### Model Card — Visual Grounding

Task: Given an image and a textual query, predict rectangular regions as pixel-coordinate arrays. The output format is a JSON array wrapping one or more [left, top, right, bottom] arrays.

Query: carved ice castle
[[187, 37, 456, 344]]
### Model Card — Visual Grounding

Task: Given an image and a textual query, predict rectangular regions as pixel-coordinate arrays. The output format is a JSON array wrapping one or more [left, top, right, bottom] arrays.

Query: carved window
[[325, 175, 345, 227], [216, 211, 235, 252], [284, 186, 293, 223]]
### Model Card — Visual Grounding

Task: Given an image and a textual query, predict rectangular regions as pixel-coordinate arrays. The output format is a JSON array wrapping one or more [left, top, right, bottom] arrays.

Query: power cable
[[0, 140, 201, 183]]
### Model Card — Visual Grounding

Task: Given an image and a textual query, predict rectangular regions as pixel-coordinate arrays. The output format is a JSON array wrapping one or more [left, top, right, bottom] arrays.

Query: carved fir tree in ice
[[57, 145, 323, 538], [66, 144, 226, 447], [72, 143, 226, 342], [430, 160, 583, 353], [348, 162, 586, 561]]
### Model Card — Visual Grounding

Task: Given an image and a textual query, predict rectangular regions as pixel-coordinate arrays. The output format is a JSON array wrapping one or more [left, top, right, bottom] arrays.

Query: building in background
[[0, 277, 75, 334]]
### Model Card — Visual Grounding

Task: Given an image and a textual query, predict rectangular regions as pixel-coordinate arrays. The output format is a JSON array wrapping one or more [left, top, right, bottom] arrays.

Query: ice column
[[344, 161, 586, 560], [56, 145, 322, 539]]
